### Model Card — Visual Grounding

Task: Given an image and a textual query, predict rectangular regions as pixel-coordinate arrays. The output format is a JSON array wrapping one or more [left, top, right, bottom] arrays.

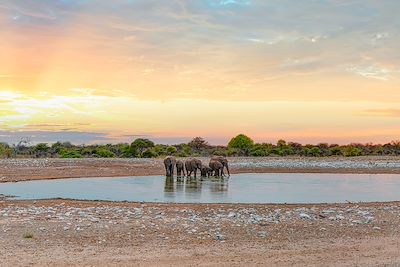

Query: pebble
[[299, 213, 312, 220], [215, 233, 224, 241]]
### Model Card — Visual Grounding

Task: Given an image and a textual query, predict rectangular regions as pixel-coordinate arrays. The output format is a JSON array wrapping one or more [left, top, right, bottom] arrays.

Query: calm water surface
[[1, 173, 400, 203]]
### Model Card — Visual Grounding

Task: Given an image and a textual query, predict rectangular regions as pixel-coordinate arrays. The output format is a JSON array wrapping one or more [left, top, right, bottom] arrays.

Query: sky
[[0, 0, 400, 145]]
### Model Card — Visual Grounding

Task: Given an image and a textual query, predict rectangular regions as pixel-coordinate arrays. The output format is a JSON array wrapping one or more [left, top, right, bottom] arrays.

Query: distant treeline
[[1, 134, 400, 159]]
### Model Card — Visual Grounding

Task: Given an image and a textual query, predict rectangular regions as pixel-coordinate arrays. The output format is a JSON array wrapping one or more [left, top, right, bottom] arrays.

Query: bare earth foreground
[[1, 157, 400, 266]]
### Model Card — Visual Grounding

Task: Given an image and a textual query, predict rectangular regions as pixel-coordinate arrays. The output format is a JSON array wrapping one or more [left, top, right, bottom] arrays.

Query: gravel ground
[[1, 200, 400, 266]]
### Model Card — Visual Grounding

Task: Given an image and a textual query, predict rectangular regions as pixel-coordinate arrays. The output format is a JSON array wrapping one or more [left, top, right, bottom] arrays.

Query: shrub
[[59, 149, 82, 158], [95, 149, 116, 158], [226, 147, 241, 156], [212, 149, 228, 157], [0, 143, 12, 158], [250, 143, 272, 157], [249, 149, 268, 156], [33, 143, 50, 158], [166, 146, 177, 155], [23, 232, 33, 239], [142, 149, 158, 158], [329, 146, 342, 156], [304, 147, 321, 157], [342, 146, 363, 157], [174, 151, 189, 157]]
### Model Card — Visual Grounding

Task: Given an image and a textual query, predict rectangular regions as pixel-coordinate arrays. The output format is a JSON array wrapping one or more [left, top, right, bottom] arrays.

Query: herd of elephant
[[163, 156, 230, 178]]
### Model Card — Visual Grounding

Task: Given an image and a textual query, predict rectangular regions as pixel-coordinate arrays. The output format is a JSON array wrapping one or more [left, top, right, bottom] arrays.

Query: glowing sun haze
[[1, 0, 400, 144]]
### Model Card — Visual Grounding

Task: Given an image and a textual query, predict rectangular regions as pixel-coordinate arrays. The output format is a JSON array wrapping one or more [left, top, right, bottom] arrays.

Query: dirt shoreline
[[1, 157, 400, 266], [1, 156, 400, 183]]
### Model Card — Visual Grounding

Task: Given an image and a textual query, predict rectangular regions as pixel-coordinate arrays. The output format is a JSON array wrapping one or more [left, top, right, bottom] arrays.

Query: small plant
[[23, 232, 34, 239]]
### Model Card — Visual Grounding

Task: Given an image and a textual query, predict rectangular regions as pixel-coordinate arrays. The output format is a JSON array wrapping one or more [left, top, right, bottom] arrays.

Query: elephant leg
[[167, 166, 172, 176], [194, 169, 197, 178], [171, 165, 174, 176]]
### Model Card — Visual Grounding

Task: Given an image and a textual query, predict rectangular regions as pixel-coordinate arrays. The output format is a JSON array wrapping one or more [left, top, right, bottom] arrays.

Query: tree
[[33, 143, 50, 158], [188, 137, 209, 152], [228, 134, 254, 156], [0, 143, 12, 158], [130, 138, 155, 157]]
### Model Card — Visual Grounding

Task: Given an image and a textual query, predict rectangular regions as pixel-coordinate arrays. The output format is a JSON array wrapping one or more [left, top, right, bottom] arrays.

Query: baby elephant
[[200, 166, 212, 177], [209, 160, 224, 176], [176, 160, 185, 177], [164, 156, 176, 177]]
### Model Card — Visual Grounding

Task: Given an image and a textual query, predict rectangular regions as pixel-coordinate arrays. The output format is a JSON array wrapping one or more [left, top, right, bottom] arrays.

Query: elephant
[[185, 158, 202, 178], [211, 156, 230, 176], [164, 156, 176, 177], [176, 160, 185, 177], [209, 159, 224, 176], [200, 165, 212, 177]]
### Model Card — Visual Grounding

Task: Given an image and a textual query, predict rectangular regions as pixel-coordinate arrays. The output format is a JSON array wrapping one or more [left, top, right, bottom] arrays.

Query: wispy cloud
[[0, 130, 111, 144], [346, 65, 391, 80]]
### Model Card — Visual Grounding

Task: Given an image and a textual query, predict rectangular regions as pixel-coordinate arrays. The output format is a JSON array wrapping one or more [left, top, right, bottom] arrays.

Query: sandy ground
[[1, 200, 400, 266], [1, 156, 400, 183], [1, 157, 400, 266]]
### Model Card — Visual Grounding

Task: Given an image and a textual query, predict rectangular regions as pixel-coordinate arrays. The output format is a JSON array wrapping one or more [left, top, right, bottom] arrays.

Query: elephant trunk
[[225, 163, 230, 176]]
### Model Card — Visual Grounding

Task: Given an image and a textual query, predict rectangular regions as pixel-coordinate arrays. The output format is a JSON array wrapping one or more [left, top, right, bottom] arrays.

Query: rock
[[299, 213, 312, 220], [373, 226, 381, 230], [364, 216, 374, 224], [215, 233, 224, 241], [322, 209, 336, 214], [258, 231, 268, 238], [357, 210, 370, 216], [227, 212, 236, 218]]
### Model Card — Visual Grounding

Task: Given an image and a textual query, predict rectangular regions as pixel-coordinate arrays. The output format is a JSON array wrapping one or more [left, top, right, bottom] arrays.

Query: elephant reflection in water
[[163, 176, 202, 195], [164, 176, 176, 193], [185, 177, 202, 194], [209, 176, 229, 193], [164, 176, 186, 195]]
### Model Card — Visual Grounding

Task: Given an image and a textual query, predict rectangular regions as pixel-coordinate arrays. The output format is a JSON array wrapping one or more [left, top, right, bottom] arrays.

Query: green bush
[[228, 134, 254, 156], [142, 149, 158, 158], [33, 143, 50, 158], [95, 149, 116, 158], [59, 149, 82, 158], [174, 151, 189, 157], [342, 146, 363, 157], [304, 147, 321, 157], [250, 143, 272, 156], [249, 149, 268, 156], [212, 149, 228, 157], [329, 146, 342, 156], [166, 146, 177, 155], [0, 143, 12, 158]]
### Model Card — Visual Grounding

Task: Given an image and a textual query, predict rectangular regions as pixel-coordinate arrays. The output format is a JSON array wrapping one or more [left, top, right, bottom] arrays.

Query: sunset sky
[[1, 0, 400, 145]]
